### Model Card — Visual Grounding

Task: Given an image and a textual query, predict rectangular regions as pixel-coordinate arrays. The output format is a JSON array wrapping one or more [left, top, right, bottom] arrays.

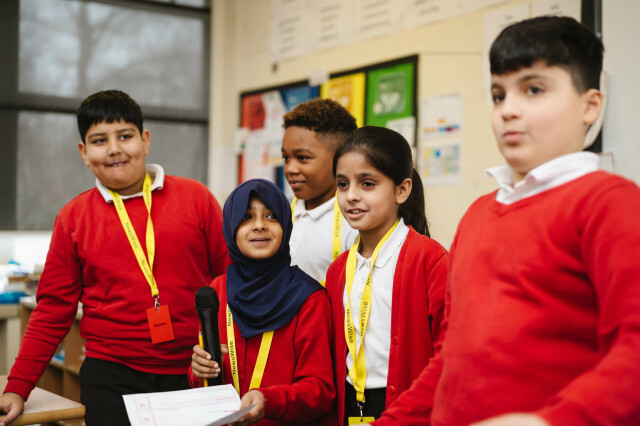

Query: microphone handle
[[200, 309, 224, 386]]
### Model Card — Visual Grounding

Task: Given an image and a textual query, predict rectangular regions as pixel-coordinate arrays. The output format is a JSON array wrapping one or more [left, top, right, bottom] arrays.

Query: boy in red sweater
[[0, 90, 230, 426], [373, 16, 640, 426]]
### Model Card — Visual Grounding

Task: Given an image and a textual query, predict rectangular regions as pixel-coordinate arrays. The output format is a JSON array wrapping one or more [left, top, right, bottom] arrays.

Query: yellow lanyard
[[108, 174, 159, 303], [291, 194, 342, 286], [344, 219, 399, 404], [226, 305, 274, 394]]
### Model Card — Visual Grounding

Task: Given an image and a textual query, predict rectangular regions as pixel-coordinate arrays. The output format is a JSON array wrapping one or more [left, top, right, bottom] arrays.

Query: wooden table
[[0, 376, 85, 425]]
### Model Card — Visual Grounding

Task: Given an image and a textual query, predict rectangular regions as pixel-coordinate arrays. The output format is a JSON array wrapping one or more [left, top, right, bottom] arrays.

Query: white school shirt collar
[[96, 164, 165, 203], [484, 152, 600, 205], [292, 195, 335, 220], [355, 218, 409, 269]]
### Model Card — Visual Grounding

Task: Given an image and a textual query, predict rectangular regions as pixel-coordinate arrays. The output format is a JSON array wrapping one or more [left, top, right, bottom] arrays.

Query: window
[[1, 0, 211, 230]]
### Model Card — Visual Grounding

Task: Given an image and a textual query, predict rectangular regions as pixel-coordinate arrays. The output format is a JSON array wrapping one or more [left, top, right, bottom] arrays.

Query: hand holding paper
[[230, 390, 265, 425]]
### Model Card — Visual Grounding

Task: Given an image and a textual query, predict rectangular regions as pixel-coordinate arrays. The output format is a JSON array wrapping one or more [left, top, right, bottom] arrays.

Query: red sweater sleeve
[[4, 216, 82, 399], [373, 253, 450, 426], [259, 291, 336, 423], [536, 180, 640, 425]]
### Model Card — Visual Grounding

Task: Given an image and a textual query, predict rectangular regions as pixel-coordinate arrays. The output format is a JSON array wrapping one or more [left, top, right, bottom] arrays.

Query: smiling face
[[335, 151, 411, 254], [281, 126, 338, 210], [78, 119, 150, 195], [490, 61, 601, 184], [235, 196, 284, 260]]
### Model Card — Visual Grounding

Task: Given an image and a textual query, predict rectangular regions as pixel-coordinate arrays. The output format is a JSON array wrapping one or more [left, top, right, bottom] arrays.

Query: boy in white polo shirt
[[281, 99, 359, 283]]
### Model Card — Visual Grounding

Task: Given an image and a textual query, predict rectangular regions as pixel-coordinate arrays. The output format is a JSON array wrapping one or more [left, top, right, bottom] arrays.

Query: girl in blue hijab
[[189, 179, 336, 425]]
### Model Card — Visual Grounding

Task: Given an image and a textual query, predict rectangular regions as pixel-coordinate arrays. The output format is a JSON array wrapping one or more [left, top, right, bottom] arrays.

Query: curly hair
[[283, 99, 357, 136]]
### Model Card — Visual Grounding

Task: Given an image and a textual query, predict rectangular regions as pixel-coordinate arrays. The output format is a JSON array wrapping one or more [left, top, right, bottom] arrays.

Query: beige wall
[[208, 0, 525, 248]]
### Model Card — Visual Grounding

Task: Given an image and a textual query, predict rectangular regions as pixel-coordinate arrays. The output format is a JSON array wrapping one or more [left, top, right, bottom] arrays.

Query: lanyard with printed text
[[291, 194, 342, 286], [109, 175, 174, 344], [344, 219, 399, 406], [108, 174, 158, 300], [226, 305, 274, 394]]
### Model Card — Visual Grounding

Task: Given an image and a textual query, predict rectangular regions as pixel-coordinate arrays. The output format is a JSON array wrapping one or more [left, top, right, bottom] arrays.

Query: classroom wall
[[208, 0, 530, 248], [602, 0, 640, 184]]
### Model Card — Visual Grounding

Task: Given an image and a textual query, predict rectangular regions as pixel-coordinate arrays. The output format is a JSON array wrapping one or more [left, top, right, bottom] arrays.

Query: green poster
[[366, 62, 415, 127]]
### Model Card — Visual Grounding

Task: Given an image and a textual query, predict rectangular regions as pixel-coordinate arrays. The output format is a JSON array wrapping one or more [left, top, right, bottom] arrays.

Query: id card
[[146, 305, 175, 344], [348, 417, 375, 425]]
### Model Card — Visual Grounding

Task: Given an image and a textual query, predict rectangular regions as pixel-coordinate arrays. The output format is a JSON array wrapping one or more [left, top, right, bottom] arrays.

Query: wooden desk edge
[[1, 406, 86, 426]]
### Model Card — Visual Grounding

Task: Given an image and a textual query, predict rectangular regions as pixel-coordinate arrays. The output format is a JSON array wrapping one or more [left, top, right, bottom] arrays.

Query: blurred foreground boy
[[0, 90, 229, 426], [373, 16, 640, 426]]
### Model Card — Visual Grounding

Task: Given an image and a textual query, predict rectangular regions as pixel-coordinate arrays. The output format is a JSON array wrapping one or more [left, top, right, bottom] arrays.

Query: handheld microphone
[[195, 286, 224, 386]]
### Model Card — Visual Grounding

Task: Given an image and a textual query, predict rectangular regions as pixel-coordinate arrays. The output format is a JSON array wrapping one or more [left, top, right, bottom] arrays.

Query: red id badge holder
[[146, 305, 175, 344]]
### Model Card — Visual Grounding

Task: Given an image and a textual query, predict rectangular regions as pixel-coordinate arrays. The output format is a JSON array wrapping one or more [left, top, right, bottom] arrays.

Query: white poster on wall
[[461, 0, 508, 14], [310, 0, 355, 52], [354, 0, 402, 42], [482, 3, 531, 90], [419, 139, 462, 186], [403, 0, 460, 29], [269, 0, 312, 62], [419, 93, 463, 140], [531, 0, 580, 20]]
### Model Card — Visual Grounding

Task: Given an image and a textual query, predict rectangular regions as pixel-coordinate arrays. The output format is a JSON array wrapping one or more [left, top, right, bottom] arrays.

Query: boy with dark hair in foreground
[[372, 16, 640, 426]]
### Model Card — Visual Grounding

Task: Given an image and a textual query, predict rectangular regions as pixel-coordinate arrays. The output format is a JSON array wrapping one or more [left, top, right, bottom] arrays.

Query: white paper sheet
[[123, 385, 241, 426]]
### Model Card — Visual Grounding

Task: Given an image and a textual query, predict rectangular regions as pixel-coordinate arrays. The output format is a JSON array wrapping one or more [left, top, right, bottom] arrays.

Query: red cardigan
[[5, 176, 230, 400], [189, 275, 336, 425], [324, 227, 448, 424], [377, 172, 640, 425]]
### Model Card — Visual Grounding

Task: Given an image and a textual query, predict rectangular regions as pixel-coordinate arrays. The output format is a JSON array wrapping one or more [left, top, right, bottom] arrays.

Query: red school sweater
[[384, 171, 640, 425], [5, 176, 230, 400], [188, 275, 336, 426], [325, 227, 448, 424]]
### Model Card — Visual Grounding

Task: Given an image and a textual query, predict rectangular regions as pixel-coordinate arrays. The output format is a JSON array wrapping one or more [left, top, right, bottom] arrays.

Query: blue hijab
[[223, 179, 322, 338]]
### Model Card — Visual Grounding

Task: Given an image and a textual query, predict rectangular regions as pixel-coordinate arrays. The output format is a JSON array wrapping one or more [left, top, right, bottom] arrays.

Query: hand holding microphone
[[194, 286, 225, 386]]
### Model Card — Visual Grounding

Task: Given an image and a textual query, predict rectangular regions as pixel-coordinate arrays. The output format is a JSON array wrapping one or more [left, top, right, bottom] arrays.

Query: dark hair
[[77, 90, 144, 143], [333, 126, 429, 237], [490, 16, 604, 92], [283, 98, 357, 147]]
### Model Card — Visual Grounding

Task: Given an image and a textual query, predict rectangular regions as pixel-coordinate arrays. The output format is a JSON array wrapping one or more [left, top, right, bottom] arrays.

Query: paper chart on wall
[[419, 139, 462, 186], [403, 0, 460, 29], [531, 0, 581, 21], [386, 116, 416, 147], [353, 0, 402, 42], [419, 93, 462, 140], [482, 3, 530, 90]]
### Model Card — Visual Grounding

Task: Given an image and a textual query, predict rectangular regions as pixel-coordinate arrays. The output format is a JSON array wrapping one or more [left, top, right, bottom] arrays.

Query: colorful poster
[[366, 62, 415, 127], [320, 73, 366, 127], [280, 86, 320, 111], [419, 139, 462, 186], [241, 93, 266, 130], [419, 93, 462, 140]]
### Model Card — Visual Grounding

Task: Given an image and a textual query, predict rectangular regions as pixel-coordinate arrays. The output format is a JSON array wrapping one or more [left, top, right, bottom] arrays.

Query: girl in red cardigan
[[325, 126, 448, 425], [189, 179, 335, 425]]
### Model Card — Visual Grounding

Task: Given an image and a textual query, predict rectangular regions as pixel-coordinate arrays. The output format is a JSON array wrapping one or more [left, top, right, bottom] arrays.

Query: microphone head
[[195, 286, 219, 310]]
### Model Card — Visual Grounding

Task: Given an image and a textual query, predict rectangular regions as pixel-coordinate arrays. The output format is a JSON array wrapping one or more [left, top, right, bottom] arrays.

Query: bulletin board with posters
[[237, 55, 418, 191]]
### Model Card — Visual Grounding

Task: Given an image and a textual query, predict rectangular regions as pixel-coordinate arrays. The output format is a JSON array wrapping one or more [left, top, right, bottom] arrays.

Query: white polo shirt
[[96, 163, 165, 203], [344, 218, 409, 389], [485, 152, 600, 205], [290, 196, 358, 283]]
